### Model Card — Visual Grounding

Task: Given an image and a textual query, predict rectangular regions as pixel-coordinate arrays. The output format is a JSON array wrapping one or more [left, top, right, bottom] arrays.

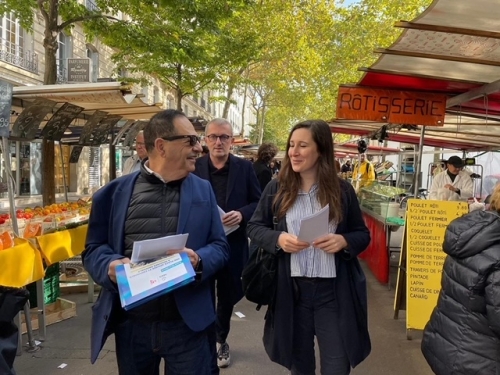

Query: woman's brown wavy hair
[[273, 120, 342, 223]]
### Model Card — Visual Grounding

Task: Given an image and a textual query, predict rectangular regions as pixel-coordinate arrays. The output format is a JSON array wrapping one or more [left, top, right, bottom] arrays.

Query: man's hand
[[108, 258, 131, 283], [444, 184, 458, 192], [313, 234, 348, 254], [167, 247, 200, 269], [278, 232, 309, 253], [222, 211, 242, 227]]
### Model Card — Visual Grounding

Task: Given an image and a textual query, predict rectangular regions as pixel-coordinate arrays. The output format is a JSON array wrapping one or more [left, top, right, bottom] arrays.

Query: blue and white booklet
[[116, 251, 196, 311]]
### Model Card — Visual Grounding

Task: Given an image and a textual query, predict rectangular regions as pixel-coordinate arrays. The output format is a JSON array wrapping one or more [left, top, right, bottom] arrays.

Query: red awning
[[331, 0, 500, 151]]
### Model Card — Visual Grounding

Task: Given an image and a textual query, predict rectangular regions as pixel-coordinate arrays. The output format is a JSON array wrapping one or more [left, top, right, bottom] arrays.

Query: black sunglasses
[[161, 135, 201, 146]]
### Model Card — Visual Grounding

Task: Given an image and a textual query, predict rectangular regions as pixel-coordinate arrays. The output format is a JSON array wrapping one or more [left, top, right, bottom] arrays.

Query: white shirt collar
[[143, 160, 166, 183]]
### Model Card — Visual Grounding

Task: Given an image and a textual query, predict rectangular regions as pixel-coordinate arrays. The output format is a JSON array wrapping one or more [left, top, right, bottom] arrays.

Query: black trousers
[[291, 277, 350, 375], [0, 288, 29, 375], [208, 266, 236, 374], [215, 266, 235, 344]]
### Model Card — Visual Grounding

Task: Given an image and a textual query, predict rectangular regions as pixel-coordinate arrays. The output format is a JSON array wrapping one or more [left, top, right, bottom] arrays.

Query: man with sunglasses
[[83, 110, 229, 375], [123, 131, 147, 175], [194, 118, 261, 371]]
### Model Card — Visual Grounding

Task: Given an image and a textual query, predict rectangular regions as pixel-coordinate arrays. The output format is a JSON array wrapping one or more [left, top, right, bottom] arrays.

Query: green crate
[[27, 263, 60, 308]]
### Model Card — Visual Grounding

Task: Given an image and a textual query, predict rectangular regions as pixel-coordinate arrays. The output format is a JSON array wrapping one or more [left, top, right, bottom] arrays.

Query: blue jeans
[[114, 318, 211, 375], [291, 278, 350, 375]]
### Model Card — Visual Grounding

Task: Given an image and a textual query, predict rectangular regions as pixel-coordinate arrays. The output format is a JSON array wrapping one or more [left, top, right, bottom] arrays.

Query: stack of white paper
[[218, 206, 239, 236], [131, 233, 189, 263], [298, 204, 329, 243]]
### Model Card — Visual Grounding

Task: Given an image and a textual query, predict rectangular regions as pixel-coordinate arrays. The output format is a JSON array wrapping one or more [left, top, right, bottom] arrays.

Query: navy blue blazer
[[82, 172, 230, 363], [194, 154, 261, 302]]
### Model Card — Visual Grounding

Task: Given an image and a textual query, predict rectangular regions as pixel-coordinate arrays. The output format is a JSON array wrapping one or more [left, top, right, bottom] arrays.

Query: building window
[[142, 86, 149, 103], [0, 13, 37, 73], [56, 32, 73, 83], [184, 105, 189, 116], [167, 96, 174, 109], [153, 86, 160, 104], [86, 44, 99, 82]]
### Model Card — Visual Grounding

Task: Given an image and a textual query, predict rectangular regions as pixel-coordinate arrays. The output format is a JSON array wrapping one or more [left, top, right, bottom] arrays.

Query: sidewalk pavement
[[14, 262, 434, 375]]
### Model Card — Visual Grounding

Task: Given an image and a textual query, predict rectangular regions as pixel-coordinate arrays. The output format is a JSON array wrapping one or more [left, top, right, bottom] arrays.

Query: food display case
[[357, 182, 407, 285], [359, 183, 406, 220]]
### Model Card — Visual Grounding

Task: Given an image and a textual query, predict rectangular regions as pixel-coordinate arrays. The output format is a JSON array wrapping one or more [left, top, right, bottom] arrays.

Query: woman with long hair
[[421, 184, 500, 375], [247, 119, 371, 375]]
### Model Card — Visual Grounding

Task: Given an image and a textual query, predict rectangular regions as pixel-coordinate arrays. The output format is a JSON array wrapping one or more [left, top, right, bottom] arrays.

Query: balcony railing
[[0, 38, 38, 74], [56, 61, 67, 84]]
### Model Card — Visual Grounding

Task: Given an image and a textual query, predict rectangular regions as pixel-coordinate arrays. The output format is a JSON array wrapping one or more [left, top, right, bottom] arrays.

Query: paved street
[[14, 262, 433, 375]]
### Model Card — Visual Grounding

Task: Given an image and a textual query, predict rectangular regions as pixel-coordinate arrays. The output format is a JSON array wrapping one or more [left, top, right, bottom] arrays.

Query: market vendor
[[429, 156, 473, 201], [352, 153, 376, 190]]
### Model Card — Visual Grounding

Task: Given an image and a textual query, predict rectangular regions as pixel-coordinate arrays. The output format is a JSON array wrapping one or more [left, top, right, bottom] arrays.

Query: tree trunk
[[222, 83, 234, 119], [41, 2, 59, 206], [258, 102, 266, 144], [176, 88, 183, 111], [240, 83, 248, 137], [42, 138, 56, 205]]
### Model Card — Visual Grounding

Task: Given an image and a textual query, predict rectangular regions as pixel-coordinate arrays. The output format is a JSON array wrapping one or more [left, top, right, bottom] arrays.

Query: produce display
[[0, 199, 91, 250], [361, 183, 407, 197]]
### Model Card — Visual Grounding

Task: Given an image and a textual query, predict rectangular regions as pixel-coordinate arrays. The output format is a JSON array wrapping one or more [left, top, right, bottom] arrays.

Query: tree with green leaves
[[91, 0, 256, 111], [243, 0, 432, 147]]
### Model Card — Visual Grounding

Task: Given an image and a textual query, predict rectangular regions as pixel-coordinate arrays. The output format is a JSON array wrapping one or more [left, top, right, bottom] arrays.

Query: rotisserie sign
[[336, 87, 447, 126]]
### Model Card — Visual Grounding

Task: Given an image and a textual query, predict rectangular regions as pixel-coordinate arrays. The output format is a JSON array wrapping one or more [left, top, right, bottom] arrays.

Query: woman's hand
[[313, 234, 348, 254], [278, 232, 310, 253]]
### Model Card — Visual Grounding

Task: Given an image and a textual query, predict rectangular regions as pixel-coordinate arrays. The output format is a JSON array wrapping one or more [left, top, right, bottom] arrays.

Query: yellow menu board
[[406, 199, 469, 330]]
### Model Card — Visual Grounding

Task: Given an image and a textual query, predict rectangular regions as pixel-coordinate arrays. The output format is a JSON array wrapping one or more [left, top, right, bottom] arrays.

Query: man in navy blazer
[[83, 110, 229, 375], [194, 118, 261, 370]]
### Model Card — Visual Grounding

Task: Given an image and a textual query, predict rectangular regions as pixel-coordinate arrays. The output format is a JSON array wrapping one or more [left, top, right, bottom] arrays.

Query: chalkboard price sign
[[79, 111, 107, 145], [90, 115, 122, 146], [69, 145, 84, 163], [123, 121, 147, 148], [12, 98, 56, 139], [0, 81, 13, 138], [42, 103, 84, 141]]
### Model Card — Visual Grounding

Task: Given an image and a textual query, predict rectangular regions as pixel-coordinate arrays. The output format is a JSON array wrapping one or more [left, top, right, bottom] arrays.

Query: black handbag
[[242, 216, 278, 311]]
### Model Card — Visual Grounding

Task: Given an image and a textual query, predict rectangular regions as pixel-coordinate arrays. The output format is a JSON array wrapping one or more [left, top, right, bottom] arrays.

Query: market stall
[[330, 0, 500, 285], [0, 82, 164, 351]]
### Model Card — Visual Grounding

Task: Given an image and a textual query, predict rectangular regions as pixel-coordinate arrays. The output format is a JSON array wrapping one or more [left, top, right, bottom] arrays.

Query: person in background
[[428, 156, 473, 201], [352, 153, 375, 189], [194, 118, 261, 370], [335, 159, 341, 174], [82, 110, 229, 375], [247, 119, 371, 375], [341, 160, 352, 173], [122, 131, 147, 175], [421, 183, 500, 375], [201, 145, 210, 156], [253, 142, 279, 191]]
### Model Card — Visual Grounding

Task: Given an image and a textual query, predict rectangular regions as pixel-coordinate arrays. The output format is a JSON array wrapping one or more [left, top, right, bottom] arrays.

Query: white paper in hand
[[131, 233, 189, 263], [218, 206, 239, 236], [297, 204, 329, 244]]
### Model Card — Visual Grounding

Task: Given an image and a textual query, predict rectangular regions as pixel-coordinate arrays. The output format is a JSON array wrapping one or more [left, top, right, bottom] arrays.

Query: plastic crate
[[27, 263, 60, 307]]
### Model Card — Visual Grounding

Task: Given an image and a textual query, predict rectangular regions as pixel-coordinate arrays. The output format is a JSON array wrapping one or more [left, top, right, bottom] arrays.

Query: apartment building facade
[[0, 5, 256, 197]]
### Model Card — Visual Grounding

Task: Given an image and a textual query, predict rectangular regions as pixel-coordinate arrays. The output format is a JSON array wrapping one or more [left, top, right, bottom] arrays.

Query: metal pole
[[2, 137, 19, 236], [59, 143, 68, 202], [413, 126, 426, 197], [15, 141, 20, 196]]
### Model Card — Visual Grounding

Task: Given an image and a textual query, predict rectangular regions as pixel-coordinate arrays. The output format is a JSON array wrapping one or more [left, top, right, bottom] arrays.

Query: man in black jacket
[[194, 118, 261, 371]]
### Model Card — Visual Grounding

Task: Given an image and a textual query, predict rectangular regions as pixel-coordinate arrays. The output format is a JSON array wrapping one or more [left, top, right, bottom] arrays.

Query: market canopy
[[8, 82, 164, 145], [330, 0, 500, 152]]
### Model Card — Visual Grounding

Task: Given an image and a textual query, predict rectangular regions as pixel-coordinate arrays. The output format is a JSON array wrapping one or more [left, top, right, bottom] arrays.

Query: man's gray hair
[[206, 118, 233, 136]]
